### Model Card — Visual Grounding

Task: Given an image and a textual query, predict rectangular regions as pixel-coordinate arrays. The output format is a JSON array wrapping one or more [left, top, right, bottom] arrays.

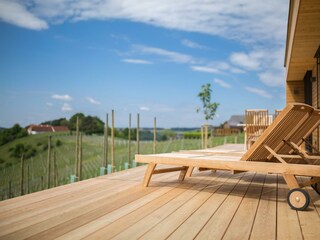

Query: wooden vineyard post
[[53, 151, 58, 187], [103, 113, 109, 174], [201, 126, 204, 149], [128, 113, 132, 168], [111, 110, 115, 173], [41, 176, 44, 190], [20, 154, 25, 196], [78, 133, 83, 180], [27, 164, 30, 194], [47, 135, 52, 189], [153, 117, 157, 154], [76, 117, 80, 177], [204, 124, 208, 148], [8, 180, 12, 199], [136, 113, 140, 167]]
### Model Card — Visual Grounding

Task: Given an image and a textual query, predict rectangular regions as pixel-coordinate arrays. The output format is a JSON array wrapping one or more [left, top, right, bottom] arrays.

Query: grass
[[0, 132, 244, 200]]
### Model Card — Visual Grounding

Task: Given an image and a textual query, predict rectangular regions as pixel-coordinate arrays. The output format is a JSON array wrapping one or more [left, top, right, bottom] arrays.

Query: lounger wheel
[[287, 188, 310, 211], [311, 178, 320, 195]]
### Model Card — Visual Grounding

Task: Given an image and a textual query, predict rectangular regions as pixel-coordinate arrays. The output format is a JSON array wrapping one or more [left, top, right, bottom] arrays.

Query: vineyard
[[0, 132, 244, 201]]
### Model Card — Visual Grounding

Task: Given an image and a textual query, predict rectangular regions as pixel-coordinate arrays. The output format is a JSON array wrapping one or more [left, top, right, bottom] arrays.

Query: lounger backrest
[[241, 103, 314, 162], [278, 108, 320, 155]]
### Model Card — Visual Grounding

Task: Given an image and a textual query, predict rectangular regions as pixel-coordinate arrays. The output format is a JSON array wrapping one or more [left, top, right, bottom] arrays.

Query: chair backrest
[[241, 103, 314, 162], [245, 109, 271, 148], [274, 109, 282, 119]]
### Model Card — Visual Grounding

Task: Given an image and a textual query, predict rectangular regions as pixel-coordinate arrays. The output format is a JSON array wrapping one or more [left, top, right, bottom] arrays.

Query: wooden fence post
[[75, 116, 80, 178], [103, 113, 109, 171], [201, 126, 204, 149], [8, 180, 12, 199], [27, 164, 30, 194], [78, 133, 83, 180], [153, 117, 156, 154], [137, 113, 140, 154], [53, 151, 58, 187], [204, 124, 208, 148], [128, 113, 132, 167], [20, 154, 25, 196], [47, 135, 52, 189], [41, 176, 44, 190], [111, 110, 115, 172]]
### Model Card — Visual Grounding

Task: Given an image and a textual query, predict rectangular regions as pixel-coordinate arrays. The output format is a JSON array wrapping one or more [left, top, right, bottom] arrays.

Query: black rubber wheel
[[287, 188, 310, 211]]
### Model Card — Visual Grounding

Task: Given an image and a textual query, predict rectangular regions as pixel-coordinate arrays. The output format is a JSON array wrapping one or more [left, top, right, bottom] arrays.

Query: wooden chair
[[245, 109, 271, 150], [136, 103, 320, 211], [274, 109, 282, 119]]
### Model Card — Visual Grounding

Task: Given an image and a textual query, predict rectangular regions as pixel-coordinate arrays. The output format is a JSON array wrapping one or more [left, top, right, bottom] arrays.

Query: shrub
[[56, 139, 62, 147], [183, 132, 202, 139], [5, 162, 12, 168]]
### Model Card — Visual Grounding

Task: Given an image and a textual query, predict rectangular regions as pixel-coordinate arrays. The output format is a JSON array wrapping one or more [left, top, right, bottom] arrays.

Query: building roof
[[227, 115, 245, 127], [27, 125, 69, 133]]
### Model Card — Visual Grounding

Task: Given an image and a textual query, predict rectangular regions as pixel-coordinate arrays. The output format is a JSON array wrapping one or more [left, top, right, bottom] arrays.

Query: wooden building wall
[[286, 81, 304, 104]]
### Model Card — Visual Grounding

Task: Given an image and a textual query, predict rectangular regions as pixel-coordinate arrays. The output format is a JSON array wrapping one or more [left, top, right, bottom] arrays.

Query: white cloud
[[46, 102, 53, 107], [122, 59, 152, 64], [213, 79, 231, 88], [61, 103, 72, 112], [191, 66, 219, 74], [139, 106, 150, 111], [134, 45, 194, 64], [245, 87, 272, 99], [230, 51, 263, 70], [0, 1, 287, 45], [230, 48, 285, 87], [191, 62, 245, 75], [182, 39, 206, 49], [258, 71, 284, 87], [86, 97, 101, 105], [0, 0, 48, 30], [52, 94, 73, 101]]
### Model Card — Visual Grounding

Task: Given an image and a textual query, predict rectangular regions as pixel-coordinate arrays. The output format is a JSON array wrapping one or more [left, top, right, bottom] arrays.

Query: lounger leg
[[143, 163, 157, 187], [178, 167, 189, 181], [185, 167, 194, 177], [283, 174, 300, 189]]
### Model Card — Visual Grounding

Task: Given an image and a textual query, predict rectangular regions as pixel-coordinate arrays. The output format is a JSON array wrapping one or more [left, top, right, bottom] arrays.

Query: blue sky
[[0, 0, 289, 128]]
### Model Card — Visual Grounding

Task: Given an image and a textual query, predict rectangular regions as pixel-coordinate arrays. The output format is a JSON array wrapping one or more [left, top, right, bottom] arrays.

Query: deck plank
[[0, 144, 318, 240], [166, 172, 244, 240], [138, 172, 231, 240], [109, 174, 222, 240], [277, 176, 303, 240], [250, 174, 277, 240], [222, 173, 265, 240], [195, 172, 256, 239]]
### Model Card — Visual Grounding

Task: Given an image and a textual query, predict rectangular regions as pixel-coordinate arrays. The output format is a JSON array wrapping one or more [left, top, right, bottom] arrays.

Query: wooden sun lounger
[[136, 103, 320, 211]]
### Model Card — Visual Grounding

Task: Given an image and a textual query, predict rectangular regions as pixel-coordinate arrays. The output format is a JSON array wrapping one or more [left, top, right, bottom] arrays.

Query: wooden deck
[[0, 144, 319, 240]]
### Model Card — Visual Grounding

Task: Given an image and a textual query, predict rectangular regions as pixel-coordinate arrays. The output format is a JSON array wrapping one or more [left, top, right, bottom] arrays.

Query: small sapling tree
[[196, 83, 219, 122]]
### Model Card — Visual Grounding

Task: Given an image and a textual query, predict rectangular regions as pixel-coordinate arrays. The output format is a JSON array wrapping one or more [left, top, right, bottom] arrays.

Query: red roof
[[27, 125, 69, 133]]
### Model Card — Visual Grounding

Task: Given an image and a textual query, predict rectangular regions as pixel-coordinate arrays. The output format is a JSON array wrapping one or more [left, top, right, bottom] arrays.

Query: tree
[[69, 113, 85, 131], [196, 83, 219, 122]]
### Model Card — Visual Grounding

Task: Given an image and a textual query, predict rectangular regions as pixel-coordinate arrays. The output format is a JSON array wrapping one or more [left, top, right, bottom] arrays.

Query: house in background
[[27, 125, 69, 135], [226, 115, 244, 129], [285, 0, 320, 149]]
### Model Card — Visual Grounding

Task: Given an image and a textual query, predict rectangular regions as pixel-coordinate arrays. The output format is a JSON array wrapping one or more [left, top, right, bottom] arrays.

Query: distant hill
[[0, 127, 6, 132]]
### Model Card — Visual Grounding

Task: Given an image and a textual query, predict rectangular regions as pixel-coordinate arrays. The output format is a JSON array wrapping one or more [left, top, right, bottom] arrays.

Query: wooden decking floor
[[0, 144, 319, 240]]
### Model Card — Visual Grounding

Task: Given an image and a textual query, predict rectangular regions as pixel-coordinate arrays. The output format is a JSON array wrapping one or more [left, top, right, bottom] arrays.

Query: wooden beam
[[153, 167, 187, 174], [135, 154, 320, 177]]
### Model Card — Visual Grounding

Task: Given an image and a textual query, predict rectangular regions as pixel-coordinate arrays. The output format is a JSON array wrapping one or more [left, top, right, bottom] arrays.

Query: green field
[[0, 132, 244, 200]]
